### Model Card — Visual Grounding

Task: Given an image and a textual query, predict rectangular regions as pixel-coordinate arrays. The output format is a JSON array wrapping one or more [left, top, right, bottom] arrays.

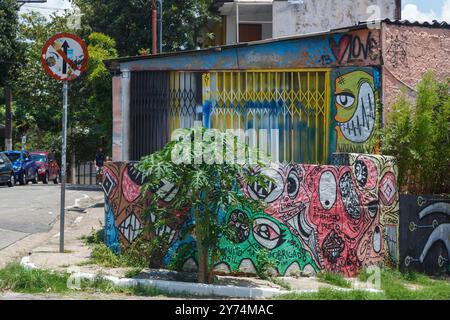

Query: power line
[[21, 5, 69, 11]]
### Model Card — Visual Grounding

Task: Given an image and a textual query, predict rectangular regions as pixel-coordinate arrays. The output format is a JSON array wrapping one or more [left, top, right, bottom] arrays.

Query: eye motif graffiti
[[103, 154, 399, 277], [241, 156, 398, 276], [401, 195, 450, 275], [245, 165, 321, 266], [217, 207, 319, 276], [306, 162, 394, 276], [335, 70, 376, 143]]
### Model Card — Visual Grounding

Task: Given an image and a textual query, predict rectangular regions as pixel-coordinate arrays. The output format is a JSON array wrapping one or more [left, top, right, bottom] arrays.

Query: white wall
[[224, 3, 273, 44], [273, 0, 397, 37]]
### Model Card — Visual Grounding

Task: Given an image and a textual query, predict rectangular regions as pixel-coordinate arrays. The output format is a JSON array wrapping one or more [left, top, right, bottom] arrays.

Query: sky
[[19, 0, 450, 22]]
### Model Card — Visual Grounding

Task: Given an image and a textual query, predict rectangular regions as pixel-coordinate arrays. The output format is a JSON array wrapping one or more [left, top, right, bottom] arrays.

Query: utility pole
[[158, 0, 163, 53], [4, 85, 12, 150], [150, 0, 163, 54], [151, 0, 157, 54]]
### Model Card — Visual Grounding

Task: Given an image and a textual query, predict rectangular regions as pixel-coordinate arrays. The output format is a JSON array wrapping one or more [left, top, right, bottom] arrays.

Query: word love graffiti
[[330, 31, 379, 64]]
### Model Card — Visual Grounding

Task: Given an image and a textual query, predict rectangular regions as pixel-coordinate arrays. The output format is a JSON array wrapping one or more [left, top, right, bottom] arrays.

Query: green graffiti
[[334, 70, 380, 154], [217, 206, 319, 275]]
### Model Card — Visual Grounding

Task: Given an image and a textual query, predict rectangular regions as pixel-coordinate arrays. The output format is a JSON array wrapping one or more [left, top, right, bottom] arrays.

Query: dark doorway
[[239, 24, 262, 42]]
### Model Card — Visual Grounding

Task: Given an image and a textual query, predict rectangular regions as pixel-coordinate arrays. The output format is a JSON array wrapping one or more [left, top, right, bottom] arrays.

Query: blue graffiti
[[104, 199, 121, 254]]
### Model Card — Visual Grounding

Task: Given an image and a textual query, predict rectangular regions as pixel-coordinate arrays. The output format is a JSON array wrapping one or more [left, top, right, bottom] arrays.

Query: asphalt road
[[0, 183, 103, 251]]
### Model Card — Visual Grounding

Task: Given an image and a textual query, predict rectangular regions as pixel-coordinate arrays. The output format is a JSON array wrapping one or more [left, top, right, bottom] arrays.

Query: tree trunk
[[70, 152, 76, 184], [207, 254, 215, 284], [194, 208, 206, 283], [4, 86, 12, 150], [202, 249, 209, 283]]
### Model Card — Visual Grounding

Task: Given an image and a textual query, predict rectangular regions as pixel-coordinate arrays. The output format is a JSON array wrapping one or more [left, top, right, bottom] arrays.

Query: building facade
[[105, 20, 449, 163], [103, 19, 449, 276], [215, 0, 401, 44]]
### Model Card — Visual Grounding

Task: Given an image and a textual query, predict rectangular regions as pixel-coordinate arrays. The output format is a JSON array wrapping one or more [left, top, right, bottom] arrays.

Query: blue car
[[0, 152, 15, 187], [1, 150, 38, 185]]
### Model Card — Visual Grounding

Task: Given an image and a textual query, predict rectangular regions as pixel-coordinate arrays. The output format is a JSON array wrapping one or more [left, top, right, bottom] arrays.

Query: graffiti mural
[[239, 155, 398, 276], [102, 162, 186, 252], [217, 206, 319, 275], [329, 30, 380, 65], [400, 195, 450, 275], [332, 67, 380, 154], [103, 153, 398, 277], [386, 34, 408, 68]]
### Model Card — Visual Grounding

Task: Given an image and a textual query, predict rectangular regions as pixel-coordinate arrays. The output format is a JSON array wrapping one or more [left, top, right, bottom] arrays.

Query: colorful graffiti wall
[[103, 162, 186, 256], [331, 67, 381, 154], [400, 195, 450, 275], [103, 153, 399, 277], [117, 28, 381, 72], [113, 28, 383, 163]]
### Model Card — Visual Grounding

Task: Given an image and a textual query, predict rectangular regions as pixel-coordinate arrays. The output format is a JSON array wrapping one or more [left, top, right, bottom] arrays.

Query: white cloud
[[402, 1, 450, 22], [20, 0, 73, 19], [442, 0, 450, 21]]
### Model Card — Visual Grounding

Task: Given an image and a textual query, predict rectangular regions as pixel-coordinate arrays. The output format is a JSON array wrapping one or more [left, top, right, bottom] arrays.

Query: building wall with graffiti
[[400, 194, 450, 275], [102, 153, 399, 277], [110, 27, 384, 163], [331, 67, 381, 154], [381, 23, 450, 124]]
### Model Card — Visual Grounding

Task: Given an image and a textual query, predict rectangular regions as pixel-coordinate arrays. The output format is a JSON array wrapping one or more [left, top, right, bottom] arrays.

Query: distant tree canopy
[[10, 12, 117, 161], [0, 0, 20, 85], [73, 0, 220, 56], [3, 0, 220, 163]]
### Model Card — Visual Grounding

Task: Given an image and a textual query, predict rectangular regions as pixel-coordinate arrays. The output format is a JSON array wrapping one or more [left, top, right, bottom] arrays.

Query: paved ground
[[0, 183, 103, 267]]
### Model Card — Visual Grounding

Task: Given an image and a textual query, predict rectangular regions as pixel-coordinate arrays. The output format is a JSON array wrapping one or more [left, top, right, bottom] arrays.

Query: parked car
[[0, 152, 14, 187], [2, 150, 38, 185], [30, 151, 60, 184]]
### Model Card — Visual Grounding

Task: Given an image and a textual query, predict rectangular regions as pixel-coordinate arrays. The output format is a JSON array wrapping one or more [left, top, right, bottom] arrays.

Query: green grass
[[79, 277, 164, 296], [89, 243, 128, 268], [269, 277, 291, 290], [81, 227, 104, 245], [278, 267, 450, 300], [0, 263, 166, 297], [83, 228, 153, 269], [0, 263, 70, 294], [316, 271, 351, 288], [124, 268, 143, 278], [277, 288, 382, 300]]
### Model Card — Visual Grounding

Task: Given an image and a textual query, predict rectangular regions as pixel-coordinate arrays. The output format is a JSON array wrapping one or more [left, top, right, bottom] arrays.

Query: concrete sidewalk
[[0, 192, 104, 269]]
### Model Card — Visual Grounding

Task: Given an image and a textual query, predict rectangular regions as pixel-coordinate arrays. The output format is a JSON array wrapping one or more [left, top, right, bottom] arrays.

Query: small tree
[[137, 127, 269, 283], [382, 71, 450, 194]]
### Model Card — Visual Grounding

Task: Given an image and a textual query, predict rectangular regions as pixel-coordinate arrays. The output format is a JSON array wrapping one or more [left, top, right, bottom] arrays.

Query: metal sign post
[[41, 33, 88, 253], [59, 81, 68, 253], [21, 135, 27, 151]]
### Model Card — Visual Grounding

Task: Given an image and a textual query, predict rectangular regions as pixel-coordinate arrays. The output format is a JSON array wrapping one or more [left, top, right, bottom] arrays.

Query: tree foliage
[[0, 0, 20, 86], [382, 72, 450, 194], [73, 0, 220, 56], [10, 12, 117, 161], [137, 128, 269, 283]]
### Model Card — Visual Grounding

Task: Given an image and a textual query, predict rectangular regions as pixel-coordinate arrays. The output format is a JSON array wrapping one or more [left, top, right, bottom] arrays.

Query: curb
[[66, 184, 102, 191], [20, 257, 284, 299], [20, 257, 383, 298]]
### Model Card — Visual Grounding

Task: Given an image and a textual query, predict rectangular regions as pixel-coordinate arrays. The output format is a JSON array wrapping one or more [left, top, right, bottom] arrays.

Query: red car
[[30, 152, 60, 184]]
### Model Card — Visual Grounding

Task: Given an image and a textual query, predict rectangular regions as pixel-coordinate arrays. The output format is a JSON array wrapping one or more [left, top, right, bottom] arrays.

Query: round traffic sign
[[41, 33, 89, 81]]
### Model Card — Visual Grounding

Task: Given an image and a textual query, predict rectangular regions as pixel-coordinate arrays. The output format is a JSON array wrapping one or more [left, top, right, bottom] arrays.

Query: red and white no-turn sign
[[40, 33, 89, 254], [41, 33, 88, 81]]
